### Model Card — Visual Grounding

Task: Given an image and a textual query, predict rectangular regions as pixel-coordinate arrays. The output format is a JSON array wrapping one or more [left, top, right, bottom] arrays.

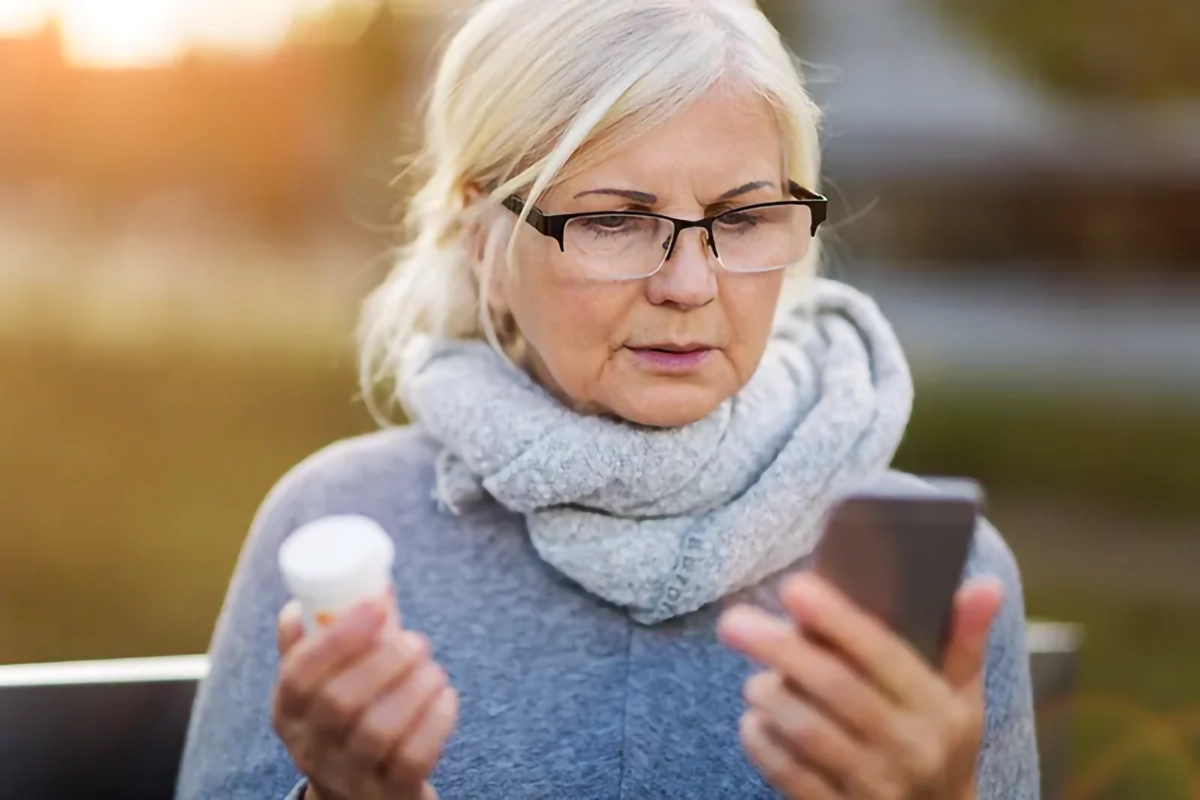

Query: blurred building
[[794, 0, 1200, 270]]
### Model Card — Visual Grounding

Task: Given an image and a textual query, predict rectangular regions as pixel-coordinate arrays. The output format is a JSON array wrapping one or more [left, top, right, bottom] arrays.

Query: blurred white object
[[0, 655, 209, 687], [279, 515, 396, 633]]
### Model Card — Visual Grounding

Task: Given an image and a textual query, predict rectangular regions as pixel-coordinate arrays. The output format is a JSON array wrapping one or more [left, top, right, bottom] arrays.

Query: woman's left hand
[[717, 573, 1004, 800]]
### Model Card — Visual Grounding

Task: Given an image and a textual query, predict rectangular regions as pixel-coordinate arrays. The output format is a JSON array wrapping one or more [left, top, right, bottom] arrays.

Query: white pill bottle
[[278, 515, 397, 634]]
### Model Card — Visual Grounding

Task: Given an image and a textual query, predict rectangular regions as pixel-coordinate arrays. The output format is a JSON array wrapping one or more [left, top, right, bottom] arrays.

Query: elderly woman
[[177, 1, 1038, 798]]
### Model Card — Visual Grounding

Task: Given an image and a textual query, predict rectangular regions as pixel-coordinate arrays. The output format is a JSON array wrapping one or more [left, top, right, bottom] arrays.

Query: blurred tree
[[288, 0, 433, 232], [293, 0, 405, 127], [933, 0, 1200, 102]]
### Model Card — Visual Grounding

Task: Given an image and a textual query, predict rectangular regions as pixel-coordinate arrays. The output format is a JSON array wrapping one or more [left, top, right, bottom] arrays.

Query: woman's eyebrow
[[572, 181, 775, 206], [716, 181, 776, 202], [574, 188, 658, 204]]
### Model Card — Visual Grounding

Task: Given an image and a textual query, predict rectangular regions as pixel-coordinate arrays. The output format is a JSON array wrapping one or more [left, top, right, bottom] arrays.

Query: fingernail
[[718, 606, 773, 646], [784, 574, 824, 610], [403, 631, 430, 656]]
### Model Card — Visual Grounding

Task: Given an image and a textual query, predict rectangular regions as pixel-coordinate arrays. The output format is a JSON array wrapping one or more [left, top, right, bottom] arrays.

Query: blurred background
[[0, 1, 1196, 797]]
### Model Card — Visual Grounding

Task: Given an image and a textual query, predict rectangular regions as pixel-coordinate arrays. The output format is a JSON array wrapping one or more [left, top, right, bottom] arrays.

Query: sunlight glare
[[0, 0, 53, 38], [11, 0, 376, 68], [297, 0, 347, 15], [60, 0, 190, 69], [185, 0, 300, 56]]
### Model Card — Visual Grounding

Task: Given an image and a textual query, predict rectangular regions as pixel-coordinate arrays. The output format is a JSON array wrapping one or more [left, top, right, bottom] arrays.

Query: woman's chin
[[605, 383, 729, 428]]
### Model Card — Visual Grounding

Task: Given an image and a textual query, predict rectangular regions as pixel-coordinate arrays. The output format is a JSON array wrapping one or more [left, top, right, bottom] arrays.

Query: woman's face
[[497, 84, 788, 428]]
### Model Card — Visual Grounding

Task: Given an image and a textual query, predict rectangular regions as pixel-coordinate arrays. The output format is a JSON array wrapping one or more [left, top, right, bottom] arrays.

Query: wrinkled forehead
[[545, 84, 787, 208]]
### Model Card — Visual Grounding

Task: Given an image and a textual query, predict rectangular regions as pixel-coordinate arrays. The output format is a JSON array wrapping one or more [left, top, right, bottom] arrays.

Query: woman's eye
[[718, 211, 761, 228], [584, 215, 634, 231]]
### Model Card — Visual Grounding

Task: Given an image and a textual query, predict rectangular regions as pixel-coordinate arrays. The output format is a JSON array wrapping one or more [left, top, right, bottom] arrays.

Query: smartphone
[[811, 480, 981, 664]]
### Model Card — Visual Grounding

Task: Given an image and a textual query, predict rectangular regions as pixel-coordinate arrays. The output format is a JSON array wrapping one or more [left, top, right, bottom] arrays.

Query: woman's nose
[[646, 228, 718, 310]]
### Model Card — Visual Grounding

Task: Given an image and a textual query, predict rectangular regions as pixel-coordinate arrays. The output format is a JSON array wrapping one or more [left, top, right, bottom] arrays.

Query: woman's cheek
[[724, 280, 783, 383], [536, 287, 631, 356]]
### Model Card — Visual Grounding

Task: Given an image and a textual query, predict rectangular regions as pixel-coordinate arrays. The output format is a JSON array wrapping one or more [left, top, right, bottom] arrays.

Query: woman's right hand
[[272, 599, 459, 800]]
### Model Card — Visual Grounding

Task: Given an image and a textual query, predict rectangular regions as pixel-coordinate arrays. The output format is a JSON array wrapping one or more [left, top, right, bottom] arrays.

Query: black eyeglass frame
[[501, 181, 828, 264]]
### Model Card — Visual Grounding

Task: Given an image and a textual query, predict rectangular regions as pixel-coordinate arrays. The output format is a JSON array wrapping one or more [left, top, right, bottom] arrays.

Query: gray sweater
[[176, 426, 1039, 799]]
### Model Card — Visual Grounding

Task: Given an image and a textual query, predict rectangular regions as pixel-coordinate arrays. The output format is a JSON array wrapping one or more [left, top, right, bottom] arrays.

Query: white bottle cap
[[279, 515, 396, 603]]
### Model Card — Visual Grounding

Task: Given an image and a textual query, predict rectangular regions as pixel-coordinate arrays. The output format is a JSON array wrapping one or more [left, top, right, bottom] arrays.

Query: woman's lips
[[625, 345, 714, 373]]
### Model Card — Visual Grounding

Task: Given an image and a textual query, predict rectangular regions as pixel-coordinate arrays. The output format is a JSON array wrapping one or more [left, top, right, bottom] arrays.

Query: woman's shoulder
[[861, 471, 1023, 600], [249, 425, 446, 549], [272, 425, 439, 502]]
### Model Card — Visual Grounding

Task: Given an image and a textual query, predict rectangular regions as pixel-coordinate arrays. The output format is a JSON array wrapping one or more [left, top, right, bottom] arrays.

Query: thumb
[[941, 578, 1004, 691], [277, 601, 305, 656]]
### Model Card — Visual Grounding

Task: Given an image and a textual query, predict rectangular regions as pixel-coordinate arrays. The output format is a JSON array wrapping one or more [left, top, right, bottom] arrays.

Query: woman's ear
[[462, 184, 513, 319], [463, 184, 488, 265]]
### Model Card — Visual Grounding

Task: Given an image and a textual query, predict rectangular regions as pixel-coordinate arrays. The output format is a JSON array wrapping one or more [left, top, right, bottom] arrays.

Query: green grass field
[[0, 333, 373, 663], [1, 330, 1197, 799]]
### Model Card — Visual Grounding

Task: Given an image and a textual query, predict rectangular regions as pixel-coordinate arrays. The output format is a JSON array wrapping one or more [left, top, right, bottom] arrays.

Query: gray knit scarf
[[401, 279, 913, 624]]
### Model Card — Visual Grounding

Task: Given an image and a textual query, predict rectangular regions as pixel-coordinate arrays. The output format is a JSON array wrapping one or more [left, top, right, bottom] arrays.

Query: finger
[[389, 687, 460, 786], [744, 671, 861, 782], [941, 578, 1005, 692], [779, 573, 936, 704], [276, 601, 389, 715], [718, 604, 892, 738], [310, 630, 430, 739], [739, 710, 841, 800], [278, 602, 305, 656], [355, 660, 450, 769]]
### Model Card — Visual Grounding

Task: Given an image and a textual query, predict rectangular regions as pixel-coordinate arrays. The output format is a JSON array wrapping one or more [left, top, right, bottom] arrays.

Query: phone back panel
[[813, 494, 978, 664]]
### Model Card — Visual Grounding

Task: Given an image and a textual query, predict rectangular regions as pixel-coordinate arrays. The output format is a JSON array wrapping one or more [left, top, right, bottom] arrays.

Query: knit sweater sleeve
[[969, 519, 1041, 798]]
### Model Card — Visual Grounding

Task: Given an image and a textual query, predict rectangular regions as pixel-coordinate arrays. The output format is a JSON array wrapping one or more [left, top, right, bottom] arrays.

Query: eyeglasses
[[502, 181, 828, 282]]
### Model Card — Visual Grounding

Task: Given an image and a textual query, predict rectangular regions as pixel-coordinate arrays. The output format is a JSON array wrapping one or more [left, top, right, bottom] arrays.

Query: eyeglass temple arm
[[502, 195, 567, 250], [789, 181, 828, 235]]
